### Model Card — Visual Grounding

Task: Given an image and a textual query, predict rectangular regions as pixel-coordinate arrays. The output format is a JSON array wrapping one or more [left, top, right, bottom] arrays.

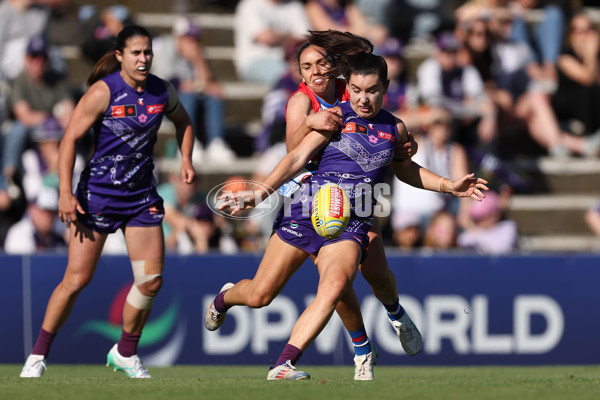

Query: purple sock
[[274, 344, 303, 367], [214, 290, 231, 314], [31, 328, 56, 358], [117, 330, 142, 357]]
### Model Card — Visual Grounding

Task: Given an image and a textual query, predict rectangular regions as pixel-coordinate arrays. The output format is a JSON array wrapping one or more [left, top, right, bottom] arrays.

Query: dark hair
[[342, 52, 388, 85], [298, 30, 373, 78], [87, 25, 152, 86]]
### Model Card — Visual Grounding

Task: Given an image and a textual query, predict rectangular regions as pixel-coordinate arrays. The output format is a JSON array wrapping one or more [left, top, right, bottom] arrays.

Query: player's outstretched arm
[[220, 130, 331, 215]]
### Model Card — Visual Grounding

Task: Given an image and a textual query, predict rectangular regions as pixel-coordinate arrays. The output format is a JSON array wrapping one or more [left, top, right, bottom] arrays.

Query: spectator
[[0, 0, 50, 81], [422, 210, 458, 250], [157, 171, 209, 253], [550, 12, 600, 157], [152, 16, 234, 163], [416, 31, 498, 155], [457, 189, 518, 254], [376, 37, 408, 115], [391, 212, 422, 250], [20, 117, 82, 203], [392, 108, 472, 230], [508, 0, 569, 88], [305, 0, 388, 47], [254, 39, 303, 153], [233, 0, 310, 86], [4, 185, 67, 253], [2, 35, 74, 191], [585, 199, 600, 240], [79, 4, 134, 63], [386, 0, 458, 44]]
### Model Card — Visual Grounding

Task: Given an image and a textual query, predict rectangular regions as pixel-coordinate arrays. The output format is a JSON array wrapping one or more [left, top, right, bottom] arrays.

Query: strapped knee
[[126, 259, 164, 310]]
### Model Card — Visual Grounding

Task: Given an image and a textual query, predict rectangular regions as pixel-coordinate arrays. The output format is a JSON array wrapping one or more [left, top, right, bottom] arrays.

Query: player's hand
[[306, 107, 342, 132], [58, 192, 85, 228], [447, 173, 489, 201], [395, 131, 418, 160], [218, 189, 263, 216], [181, 159, 196, 184]]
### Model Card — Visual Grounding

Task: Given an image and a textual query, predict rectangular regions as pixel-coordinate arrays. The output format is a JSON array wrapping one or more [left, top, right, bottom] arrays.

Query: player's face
[[347, 73, 387, 119], [298, 45, 333, 98], [116, 35, 153, 88]]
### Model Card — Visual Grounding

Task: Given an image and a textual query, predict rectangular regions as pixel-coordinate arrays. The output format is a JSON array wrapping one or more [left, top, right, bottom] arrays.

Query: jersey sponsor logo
[[342, 122, 367, 134], [149, 205, 162, 215], [138, 98, 144, 105], [114, 92, 128, 102], [281, 226, 303, 237], [147, 104, 165, 114], [377, 131, 395, 142], [111, 105, 137, 118], [125, 105, 137, 117]]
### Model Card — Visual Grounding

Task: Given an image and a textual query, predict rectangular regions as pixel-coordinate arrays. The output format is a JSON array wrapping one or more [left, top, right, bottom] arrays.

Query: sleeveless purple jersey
[[273, 101, 399, 258], [76, 71, 168, 210], [311, 100, 399, 210]]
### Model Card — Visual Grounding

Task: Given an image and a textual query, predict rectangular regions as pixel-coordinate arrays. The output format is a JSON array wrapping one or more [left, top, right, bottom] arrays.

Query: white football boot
[[267, 360, 310, 380], [106, 344, 151, 378], [20, 354, 47, 378], [204, 282, 235, 331], [390, 312, 423, 356], [353, 342, 378, 381]]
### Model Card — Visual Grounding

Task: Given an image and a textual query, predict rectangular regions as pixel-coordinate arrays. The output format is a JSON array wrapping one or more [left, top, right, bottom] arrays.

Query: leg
[[268, 240, 362, 381], [41, 222, 107, 335], [21, 222, 107, 378], [203, 94, 225, 145], [105, 225, 164, 379], [289, 241, 361, 351], [359, 218, 422, 356], [359, 218, 398, 304], [3, 121, 30, 179], [205, 233, 308, 331]]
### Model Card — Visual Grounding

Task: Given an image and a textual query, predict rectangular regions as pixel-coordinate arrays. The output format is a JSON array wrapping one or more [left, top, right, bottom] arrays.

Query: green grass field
[[1, 364, 599, 400]]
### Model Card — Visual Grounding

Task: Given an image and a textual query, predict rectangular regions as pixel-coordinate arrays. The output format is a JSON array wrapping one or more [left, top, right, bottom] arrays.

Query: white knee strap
[[126, 259, 163, 310]]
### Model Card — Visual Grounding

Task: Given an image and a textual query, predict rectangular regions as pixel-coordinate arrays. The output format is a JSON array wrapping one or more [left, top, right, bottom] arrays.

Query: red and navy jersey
[[285, 78, 348, 117]]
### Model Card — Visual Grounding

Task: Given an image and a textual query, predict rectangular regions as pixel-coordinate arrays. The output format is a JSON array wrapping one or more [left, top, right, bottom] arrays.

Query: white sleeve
[[462, 65, 485, 99], [4, 220, 35, 254], [416, 58, 443, 106]]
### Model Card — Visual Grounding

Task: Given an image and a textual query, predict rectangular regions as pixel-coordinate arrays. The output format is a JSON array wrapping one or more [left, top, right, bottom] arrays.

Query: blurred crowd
[[1, 0, 600, 256]]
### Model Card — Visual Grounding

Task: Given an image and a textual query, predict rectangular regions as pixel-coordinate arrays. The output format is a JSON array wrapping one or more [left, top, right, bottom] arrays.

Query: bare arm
[[57, 81, 109, 225], [221, 130, 332, 214], [165, 81, 196, 184], [391, 121, 488, 199], [285, 92, 342, 152]]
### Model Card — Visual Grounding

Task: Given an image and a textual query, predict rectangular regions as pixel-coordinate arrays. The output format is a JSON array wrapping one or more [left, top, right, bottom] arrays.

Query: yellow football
[[311, 183, 351, 239]]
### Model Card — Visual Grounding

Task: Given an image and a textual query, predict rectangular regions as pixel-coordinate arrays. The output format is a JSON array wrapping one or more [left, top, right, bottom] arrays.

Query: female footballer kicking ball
[[20, 25, 196, 378], [285, 30, 424, 357], [206, 32, 415, 382], [217, 52, 488, 380]]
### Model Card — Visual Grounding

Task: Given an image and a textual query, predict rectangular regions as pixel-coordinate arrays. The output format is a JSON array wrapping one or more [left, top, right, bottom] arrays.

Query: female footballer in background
[[215, 52, 488, 380], [20, 25, 196, 379]]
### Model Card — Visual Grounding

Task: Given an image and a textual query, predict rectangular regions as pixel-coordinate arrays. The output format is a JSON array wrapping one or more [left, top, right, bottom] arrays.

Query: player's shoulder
[[287, 90, 312, 113]]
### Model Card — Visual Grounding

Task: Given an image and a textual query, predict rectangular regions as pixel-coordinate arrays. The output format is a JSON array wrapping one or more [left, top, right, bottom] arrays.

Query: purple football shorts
[[76, 195, 164, 234], [273, 202, 371, 262]]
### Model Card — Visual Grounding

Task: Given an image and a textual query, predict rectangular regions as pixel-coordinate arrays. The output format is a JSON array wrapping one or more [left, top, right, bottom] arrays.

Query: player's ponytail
[[87, 25, 152, 86]]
